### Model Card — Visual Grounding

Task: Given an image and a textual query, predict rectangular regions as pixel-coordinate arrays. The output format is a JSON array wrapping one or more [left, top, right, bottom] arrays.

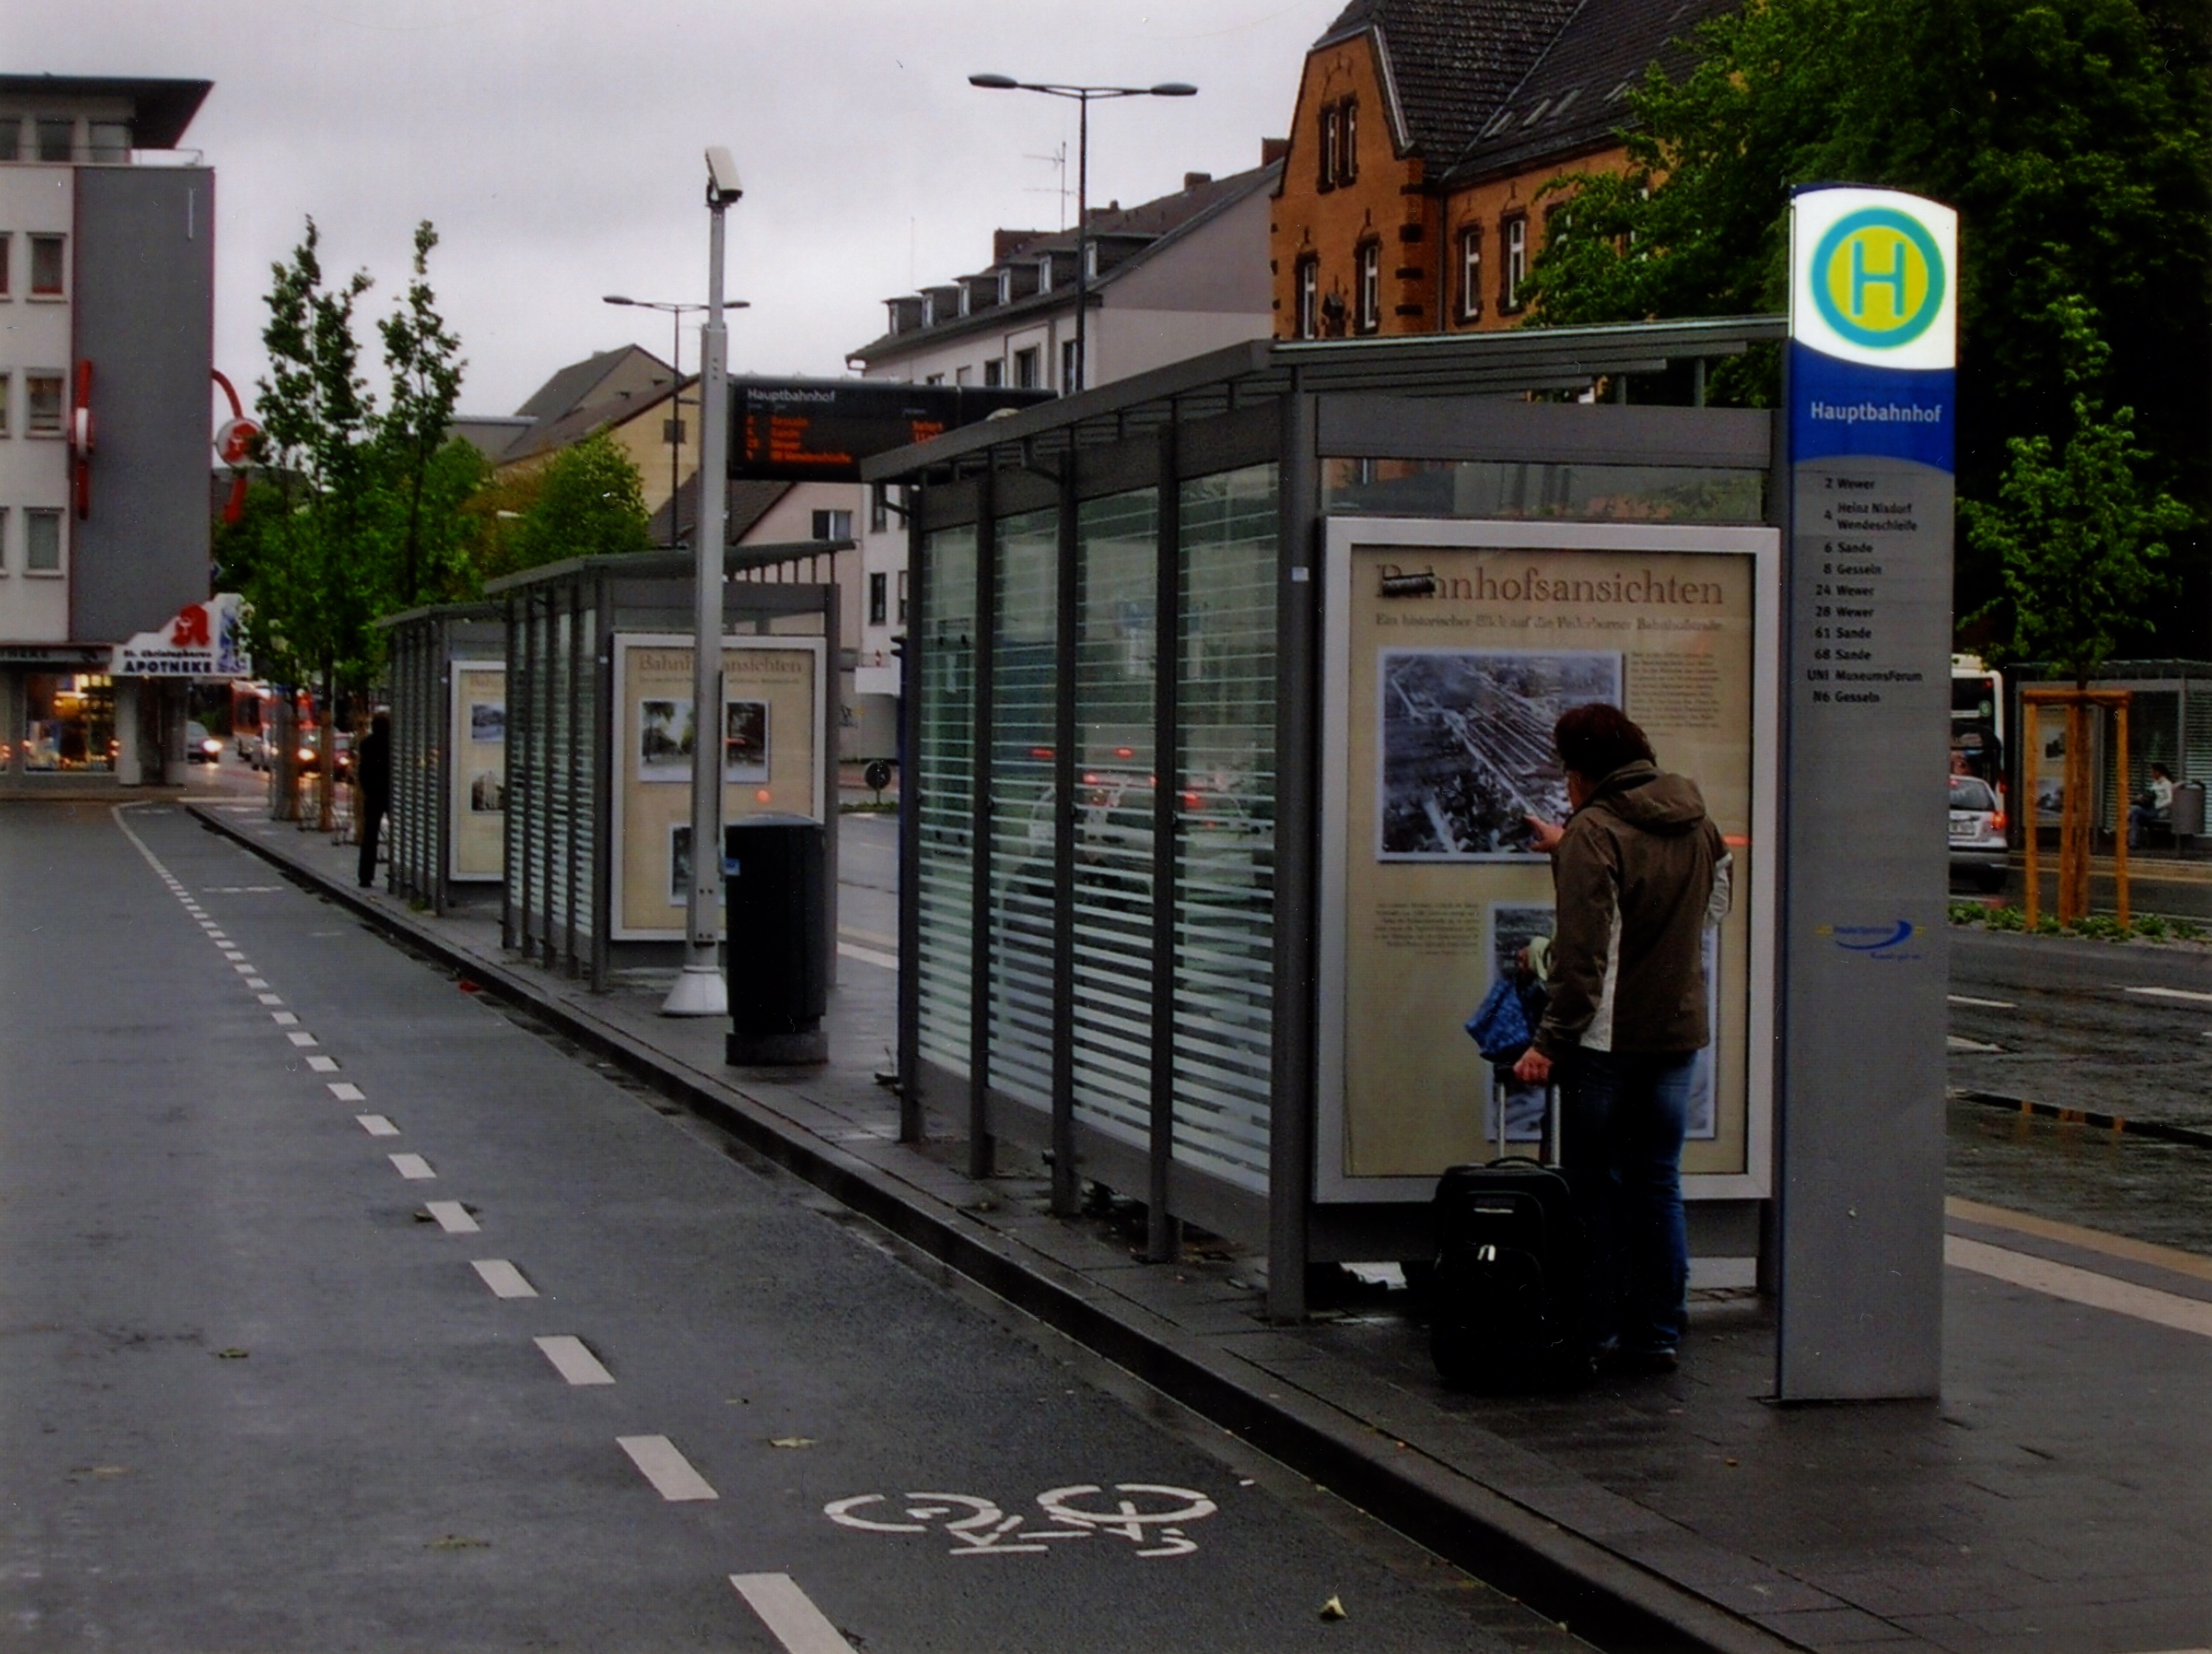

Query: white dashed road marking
[[306, 1055, 339, 1073], [472, 1259, 538, 1299], [246, 978, 270, 990], [1948, 993, 2015, 1009], [730, 1574, 858, 1654], [534, 1335, 614, 1386], [389, 1153, 436, 1180], [287, 1031, 319, 1047], [273, 1011, 299, 1026], [1946, 1235, 2212, 1339], [328, 1082, 365, 1102], [257, 993, 284, 1005], [1947, 1035, 2003, 1053], [618, 1436, 718, 1502], [2126, 985, 2212, 1004], [424, 1201, 479, 1234], [357, 1114, 400, 1137]]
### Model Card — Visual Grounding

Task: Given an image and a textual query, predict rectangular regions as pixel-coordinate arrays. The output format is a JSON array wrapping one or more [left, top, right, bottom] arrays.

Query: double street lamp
[[602, 292, 750, 549], [969, 74, 1196, 395]]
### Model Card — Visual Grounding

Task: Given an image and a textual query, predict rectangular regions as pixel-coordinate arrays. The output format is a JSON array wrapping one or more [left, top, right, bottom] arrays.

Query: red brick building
[[1272, 0, 1722, 339]]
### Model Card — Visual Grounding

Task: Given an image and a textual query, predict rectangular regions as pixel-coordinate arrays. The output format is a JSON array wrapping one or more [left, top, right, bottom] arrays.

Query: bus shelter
[[863, 322, 1790, 1320], [379, 602, 505, 914], [2009, 659, 2212, 843], [426, 547, 844, 992]]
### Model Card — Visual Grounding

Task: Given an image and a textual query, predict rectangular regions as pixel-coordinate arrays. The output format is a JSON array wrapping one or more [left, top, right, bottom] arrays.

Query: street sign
[[729, 378, 1051, 481], [1776, 186, 1957, 1401]]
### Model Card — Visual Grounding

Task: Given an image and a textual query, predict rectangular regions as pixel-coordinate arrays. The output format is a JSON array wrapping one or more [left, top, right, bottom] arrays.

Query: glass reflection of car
[[185, 721, 223, 763], [1949, 775, 2008, 892]]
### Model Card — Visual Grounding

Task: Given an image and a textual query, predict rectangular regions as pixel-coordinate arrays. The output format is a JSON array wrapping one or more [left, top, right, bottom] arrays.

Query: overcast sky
[[15, 0, 1322, 423]]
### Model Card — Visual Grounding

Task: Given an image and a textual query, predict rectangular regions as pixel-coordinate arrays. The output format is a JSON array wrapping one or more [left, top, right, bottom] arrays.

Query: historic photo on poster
[[638, 698, 694, 782], [722, 699, 769, 783], [612, 635, 827, 939], [1380, 651, 1621, 859], [1317, 521, 1776, 1201]]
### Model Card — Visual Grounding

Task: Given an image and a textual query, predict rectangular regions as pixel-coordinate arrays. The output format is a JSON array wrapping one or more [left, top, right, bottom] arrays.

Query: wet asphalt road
[[0, 800, 1567, 1653]]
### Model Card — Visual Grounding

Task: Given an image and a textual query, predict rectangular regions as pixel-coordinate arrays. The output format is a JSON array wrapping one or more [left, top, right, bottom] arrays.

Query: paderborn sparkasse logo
[[1808, 207, 1945, 350]]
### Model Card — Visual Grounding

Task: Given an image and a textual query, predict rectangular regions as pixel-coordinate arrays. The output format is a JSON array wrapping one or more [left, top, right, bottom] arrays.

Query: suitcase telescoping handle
[[1492, 1069, 1562, 1167]]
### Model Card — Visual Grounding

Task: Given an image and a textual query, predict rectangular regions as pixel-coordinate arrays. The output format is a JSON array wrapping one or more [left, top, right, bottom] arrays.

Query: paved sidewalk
[[179, 794, 2212, 1654]]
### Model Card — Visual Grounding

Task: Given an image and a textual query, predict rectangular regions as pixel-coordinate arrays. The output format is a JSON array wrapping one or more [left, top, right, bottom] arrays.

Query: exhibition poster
[[450, 663, 506, 882], [1318, 521, 1776, 1198], [612, 635, 825, 938]]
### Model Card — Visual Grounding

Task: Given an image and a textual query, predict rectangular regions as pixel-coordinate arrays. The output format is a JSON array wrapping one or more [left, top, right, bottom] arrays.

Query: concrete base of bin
[[726, 1027, 829, 1066]]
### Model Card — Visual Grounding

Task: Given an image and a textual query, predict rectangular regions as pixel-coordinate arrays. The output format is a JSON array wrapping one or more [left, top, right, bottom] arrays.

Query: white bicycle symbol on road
[[825, 1484, 1219, 1558]]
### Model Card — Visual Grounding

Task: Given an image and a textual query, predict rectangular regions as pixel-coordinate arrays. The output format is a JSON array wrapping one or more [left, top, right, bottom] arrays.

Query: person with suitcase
[[1513, 704, 1730, 1376]]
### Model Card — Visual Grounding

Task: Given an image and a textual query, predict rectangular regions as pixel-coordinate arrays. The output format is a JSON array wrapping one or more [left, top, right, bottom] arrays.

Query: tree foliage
[[506, 432, 653, 573], [1963, 296, 2191, 686], [1518, 0, 2212, 642], [378, 221, 468, 609]]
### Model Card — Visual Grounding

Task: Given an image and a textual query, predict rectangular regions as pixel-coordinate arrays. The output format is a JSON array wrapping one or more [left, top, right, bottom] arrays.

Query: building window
[[26, 510, 62, 573], [955, 364, 972, 385], [869, 483, 890, 534], [21, 674, 113, 773], [1355, 240, 1381, 333], [1037, 257, 1054, 294], [0, 374, 9, 437], [0, 120, 19, 163], [0, 235, 9, 296], [1319, 105, 1341, 191], [88, 121, 131, 162], [869, 571, 888, 626], [1502, 215, 1528, 312], [983, 358, 1004, 388], [1013, 347, 1040, 389], [26, 374, 63, 436], [36, 118, 74, 163], [0, 509, 8, 572], [1295, 254, 1319, 339], [1340, 99, 1358, 183], [1061, 338, 1080, 392], [897, 568, 910, 624], [811, 508, 852, 541], [1457, 226, 1483, 322], [30, 235, 64, 297]]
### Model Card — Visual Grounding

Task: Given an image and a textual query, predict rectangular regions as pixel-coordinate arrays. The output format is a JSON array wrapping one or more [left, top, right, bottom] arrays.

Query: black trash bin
[[723, 813, 829, 1065]]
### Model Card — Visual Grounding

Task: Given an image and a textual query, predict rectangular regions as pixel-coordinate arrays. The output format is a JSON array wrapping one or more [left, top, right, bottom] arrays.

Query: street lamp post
[[661, 147, 745, 1018], [969, 74, 1196, 395], [602, 294, 751, 549], [601, 295, 701, 547]]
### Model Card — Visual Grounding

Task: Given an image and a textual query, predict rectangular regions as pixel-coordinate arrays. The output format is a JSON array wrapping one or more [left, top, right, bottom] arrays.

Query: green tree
[[377, 221, 468, 609], [244, 217, 382, 697], [1518, 0, 2211, 636], [1963, 296, 2191, 686], [507, 432, 652, 573]]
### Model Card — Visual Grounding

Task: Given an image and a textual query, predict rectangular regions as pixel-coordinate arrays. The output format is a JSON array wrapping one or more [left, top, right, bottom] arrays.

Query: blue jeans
[[1561, 1048, 1692, 1355]]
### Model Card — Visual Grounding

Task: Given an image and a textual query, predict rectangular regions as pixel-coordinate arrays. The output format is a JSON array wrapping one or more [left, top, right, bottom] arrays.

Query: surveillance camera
[[705, 146, 743, 205]]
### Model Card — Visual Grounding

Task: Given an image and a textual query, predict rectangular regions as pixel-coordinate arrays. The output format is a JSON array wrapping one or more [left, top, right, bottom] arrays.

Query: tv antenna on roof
[[1025, 142, 1071, 229]]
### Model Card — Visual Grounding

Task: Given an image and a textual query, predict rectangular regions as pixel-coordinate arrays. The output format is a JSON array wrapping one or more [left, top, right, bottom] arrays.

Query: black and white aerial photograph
[[1378, 649, 1621, 859]]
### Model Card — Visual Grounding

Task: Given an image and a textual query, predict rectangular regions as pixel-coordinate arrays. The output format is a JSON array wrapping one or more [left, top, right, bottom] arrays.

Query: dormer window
[[1038, 257, 1054, 294], [998, 268, 1013, 305], [1084, 242, 1098, 278], [1520, 99, 1552, 127]]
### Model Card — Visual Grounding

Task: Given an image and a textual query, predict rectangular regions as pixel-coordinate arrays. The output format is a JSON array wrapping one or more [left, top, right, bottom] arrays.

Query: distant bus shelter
[[2009, 660, 2212, 838], [384, 547, 841, 992], [864, 322, 1790, 1319], [380, 601, 504, 915]]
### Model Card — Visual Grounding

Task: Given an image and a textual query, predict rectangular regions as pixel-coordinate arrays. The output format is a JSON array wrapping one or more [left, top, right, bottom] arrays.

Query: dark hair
[[2152, 761, 2173, 777], [1553, 703, 1654, 781]]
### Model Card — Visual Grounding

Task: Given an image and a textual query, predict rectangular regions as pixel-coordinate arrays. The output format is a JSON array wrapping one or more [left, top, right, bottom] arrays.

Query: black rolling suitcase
[[1429, 1077, 1590, 1390]]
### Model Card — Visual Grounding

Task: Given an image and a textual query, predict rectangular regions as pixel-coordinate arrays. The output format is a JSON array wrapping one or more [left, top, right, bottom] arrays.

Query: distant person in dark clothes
[[356, 711, 392, 888], [1513, 705, 1731, 1374]]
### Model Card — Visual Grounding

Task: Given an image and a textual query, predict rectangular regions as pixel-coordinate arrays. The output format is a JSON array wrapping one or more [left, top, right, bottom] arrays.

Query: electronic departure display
[[730, 379, 1052, 481]]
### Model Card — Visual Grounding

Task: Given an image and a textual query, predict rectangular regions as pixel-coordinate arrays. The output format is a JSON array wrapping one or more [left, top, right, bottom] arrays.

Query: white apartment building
[[0, 75, 214, 786]]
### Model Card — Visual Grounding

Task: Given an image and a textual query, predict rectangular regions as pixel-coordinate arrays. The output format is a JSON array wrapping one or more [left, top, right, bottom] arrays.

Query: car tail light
[[1989, 809, 2007, 834]]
